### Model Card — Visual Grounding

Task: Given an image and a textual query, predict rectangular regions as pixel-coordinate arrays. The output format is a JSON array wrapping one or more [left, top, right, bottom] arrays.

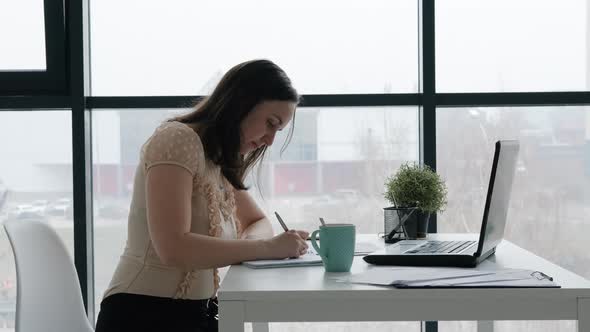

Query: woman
[[95, 59, 309, 332]]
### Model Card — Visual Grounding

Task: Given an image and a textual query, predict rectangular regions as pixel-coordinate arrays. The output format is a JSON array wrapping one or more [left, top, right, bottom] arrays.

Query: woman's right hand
[[264, 230, 309, 259]]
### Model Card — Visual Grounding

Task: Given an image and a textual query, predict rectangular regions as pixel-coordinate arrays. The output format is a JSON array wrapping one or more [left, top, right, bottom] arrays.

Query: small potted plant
[[383, 162, 448, 241]]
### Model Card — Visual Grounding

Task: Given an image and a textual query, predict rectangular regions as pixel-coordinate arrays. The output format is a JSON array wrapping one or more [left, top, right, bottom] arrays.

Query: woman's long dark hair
[[170, 59, 300, 190]]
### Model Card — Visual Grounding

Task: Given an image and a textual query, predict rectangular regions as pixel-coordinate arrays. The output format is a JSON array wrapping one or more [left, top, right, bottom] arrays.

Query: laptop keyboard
[[405, 240, 477, 254]]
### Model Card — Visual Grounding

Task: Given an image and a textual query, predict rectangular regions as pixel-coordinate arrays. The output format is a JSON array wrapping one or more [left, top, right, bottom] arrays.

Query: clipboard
[[348, 267, 560, 288], [395, 269, 559, 288]]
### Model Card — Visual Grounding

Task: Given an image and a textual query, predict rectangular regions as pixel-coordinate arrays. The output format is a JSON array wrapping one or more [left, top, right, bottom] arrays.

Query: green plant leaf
[[384, 162, 448, 213]]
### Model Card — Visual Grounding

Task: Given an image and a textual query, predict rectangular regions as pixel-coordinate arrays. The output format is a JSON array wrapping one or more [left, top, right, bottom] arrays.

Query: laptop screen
[[476, 140, 520, 256]]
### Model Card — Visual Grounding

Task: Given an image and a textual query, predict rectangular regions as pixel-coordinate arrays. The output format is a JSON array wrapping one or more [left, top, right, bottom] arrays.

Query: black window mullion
[[420, 2, 439, 330], [66, 0, 94, 321], [0, 96, 70, 109], [438, 92, 590, 107], [86, 92, 590, 110], [421, 0, 436, 170], [44, 0, 67, 93], [86, 94, 422, 109], [300, 94, 421, 107], [420, 0, 437, 244]]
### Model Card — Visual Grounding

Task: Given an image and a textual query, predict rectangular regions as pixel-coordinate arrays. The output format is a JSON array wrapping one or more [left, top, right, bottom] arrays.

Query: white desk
[[218, 234, 590, 332]]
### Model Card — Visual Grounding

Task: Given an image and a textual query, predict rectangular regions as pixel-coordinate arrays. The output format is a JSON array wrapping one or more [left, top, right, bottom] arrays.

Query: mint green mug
[[310, 224, 356, 272]]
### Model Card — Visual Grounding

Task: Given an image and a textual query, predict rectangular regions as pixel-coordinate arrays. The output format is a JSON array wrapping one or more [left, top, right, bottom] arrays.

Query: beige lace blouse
[[103, 121, 241, 300]]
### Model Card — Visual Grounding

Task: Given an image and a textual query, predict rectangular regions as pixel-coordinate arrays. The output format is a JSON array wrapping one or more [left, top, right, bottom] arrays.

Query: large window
[[436, 0, 588, 92], [0, 0, 46, 70], [92, 107, 421, 331], [438, 106, 590, 278], [0, 110, 73, 330], [437, 106, 589, 332], [90, 0, 418, 95], [2, 1, 590, 332], [0, 0, 66, 94]]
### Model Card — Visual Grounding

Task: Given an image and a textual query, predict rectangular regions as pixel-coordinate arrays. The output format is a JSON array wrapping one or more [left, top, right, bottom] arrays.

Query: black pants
[[95, 293, 218, 332]]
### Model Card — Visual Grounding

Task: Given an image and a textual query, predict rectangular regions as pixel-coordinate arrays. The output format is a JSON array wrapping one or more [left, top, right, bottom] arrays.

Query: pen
[[274, 211, 289, 232], [319, 217, 327, 226]]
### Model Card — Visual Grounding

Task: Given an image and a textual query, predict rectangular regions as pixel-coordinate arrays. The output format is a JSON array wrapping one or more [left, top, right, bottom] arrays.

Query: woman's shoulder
[[154, 121, 199, 138], [142, 121, 207, 174], [149, 121, 204, 148]]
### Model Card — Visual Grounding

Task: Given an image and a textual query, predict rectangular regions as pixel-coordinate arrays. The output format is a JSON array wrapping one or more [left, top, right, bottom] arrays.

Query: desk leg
[[253, 322, 270, 332], [477, 320, 493, 332], [219, 301, 245, 332], [579, 298, 590, 332]]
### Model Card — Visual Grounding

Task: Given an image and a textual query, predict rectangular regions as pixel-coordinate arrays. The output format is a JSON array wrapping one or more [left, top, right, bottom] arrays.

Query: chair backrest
[[3, 220, 93, 332]]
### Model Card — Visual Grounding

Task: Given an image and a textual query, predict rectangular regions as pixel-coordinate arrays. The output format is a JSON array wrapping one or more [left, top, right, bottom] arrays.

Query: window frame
[[0, 0, 67, 95]]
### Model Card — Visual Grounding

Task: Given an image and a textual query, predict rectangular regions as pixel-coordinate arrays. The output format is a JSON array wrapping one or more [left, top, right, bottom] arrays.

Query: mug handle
[[310, 230, 327, 261]]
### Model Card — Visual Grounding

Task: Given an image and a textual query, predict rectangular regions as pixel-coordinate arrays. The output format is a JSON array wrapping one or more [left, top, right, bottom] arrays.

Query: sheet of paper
[[242, 240, 383, 269], [399, 268, 558, 288], [242, 252, 322, 269]]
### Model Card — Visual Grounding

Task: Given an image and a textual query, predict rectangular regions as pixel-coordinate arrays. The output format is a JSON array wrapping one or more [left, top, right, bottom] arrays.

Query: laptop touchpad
[[382, 240, 427, 254]]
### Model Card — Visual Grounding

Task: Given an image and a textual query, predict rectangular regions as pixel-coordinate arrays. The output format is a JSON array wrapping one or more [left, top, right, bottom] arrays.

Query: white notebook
[[242, 241, 381, 269], [242, 250, 322, 269]]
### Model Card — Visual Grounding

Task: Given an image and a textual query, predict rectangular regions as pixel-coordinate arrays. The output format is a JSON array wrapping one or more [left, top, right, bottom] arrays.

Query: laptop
[[364, 140, 520, 268]]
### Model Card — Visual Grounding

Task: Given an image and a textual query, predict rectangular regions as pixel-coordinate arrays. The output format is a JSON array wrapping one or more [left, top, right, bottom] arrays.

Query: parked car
[[7, 203, 47, 222], [330, 189, 361, 203], [29, 200, 49, 215], [46, 198, 73, 219]]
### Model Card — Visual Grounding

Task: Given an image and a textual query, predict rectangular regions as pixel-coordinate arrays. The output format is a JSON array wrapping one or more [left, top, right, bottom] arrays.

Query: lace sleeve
[[143, 122, 203, 175]]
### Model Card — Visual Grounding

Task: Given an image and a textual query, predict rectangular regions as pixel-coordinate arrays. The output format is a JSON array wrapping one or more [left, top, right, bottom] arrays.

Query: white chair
[[3, 220, 94, 332]]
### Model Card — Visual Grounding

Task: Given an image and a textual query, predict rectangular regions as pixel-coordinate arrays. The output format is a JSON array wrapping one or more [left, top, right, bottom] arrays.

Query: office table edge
[[218, 236, 590, 327]]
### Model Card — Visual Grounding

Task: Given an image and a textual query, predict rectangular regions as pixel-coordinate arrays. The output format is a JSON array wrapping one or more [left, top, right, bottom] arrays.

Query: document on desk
[[242, 242, 381, 269], [346, 267, 560, 288], [242, 251, 323, 269]]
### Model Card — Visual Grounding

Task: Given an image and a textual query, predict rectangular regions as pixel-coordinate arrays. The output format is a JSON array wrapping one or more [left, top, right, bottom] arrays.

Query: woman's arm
[[146, 164, 308, 270], [234, 189, 274, 239]]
